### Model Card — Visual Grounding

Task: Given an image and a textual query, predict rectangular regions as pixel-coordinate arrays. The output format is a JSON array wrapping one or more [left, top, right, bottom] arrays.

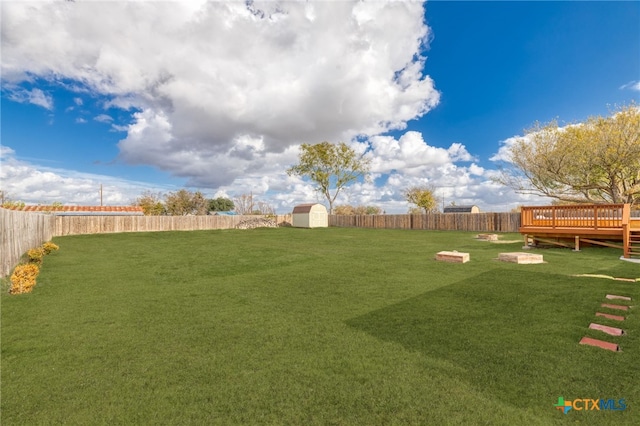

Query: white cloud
[[1, 145, 16, 158], [367, 131, 473, 176], [490, 135, 521, 163], [6, 87, 53, 110], [2, 139, 544, 213], [94, 114, 113, 123], [2, 0, 439, 188], [0, 146, 177, 206], [620, 81, 640, 91], [0, 1, 547, 213]]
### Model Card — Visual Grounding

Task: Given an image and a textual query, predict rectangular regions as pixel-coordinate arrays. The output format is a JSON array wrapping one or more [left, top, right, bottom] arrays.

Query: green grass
[[2, 228, 639, 425]]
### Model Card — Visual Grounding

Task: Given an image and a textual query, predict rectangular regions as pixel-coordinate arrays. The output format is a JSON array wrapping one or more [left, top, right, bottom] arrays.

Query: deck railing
[[521, 204, 626, 229]]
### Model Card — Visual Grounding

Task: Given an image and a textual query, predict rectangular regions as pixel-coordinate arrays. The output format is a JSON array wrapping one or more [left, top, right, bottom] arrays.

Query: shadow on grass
[[346, 269, 639, 416]]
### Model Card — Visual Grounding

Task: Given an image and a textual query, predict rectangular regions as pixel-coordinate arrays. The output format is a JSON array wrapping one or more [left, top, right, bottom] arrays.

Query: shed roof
[[292, 203, 324, 214]]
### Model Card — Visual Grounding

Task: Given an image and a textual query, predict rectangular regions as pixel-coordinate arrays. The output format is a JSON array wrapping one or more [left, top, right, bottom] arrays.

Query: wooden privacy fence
[[53, 214, 292, 236], [2, 209, 516, 276], [329, 212, 521, 232], [1, 208, 56, 277]]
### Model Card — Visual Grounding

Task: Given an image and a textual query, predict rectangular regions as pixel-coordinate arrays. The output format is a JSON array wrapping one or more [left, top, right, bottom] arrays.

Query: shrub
[[1, 200, 26, 209], [42, 241, 59, 254], [10, 263, 40, 294], [27, 247, 45, 264]]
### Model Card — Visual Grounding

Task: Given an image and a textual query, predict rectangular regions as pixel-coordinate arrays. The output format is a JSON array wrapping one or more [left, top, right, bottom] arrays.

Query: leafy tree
[[0, 190, 26, 209], [404, 186, 438, 214], [133, 191, 166, 216], [333, 205, 353, 215], [164, 189, 208, 215], [209, 197, 235, 212], [496, 104, 640, 205], [364, 205, 382, 215], [287, 142, 370, 214], [334, 204, 382, 215]]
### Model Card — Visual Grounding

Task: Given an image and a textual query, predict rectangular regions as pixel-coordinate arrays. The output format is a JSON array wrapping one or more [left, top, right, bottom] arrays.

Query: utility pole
[[100, 184, 103, 206]]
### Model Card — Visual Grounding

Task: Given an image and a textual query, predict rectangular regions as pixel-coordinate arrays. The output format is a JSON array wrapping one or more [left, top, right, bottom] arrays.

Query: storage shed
[[443, 205, 480, 214], [292, 203, 328, 228]]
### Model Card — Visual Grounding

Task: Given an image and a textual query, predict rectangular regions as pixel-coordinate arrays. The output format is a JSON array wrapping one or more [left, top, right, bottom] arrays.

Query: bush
[[42, 241, 59, 254], [9, 242, 59, 294], [27, 247, 45, 264], [10, 263, 40, 294]]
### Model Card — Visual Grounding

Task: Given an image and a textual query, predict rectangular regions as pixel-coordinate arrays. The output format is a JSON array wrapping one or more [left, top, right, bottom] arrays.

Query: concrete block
[[498, 252, 544, 264], [435, 251, 469, 263]]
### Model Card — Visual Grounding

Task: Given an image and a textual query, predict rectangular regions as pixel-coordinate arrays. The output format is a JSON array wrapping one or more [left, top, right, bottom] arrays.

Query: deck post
[[622, 204, 630, 258], [573, 235, 580, 252]]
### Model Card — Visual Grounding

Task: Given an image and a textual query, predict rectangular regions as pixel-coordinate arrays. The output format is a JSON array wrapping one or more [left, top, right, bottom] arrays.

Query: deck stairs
[[629, 229, 640, 258]]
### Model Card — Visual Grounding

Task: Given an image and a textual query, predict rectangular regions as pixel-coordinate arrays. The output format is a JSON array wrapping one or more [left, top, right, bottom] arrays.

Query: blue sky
[[1, 0, 639, 212]]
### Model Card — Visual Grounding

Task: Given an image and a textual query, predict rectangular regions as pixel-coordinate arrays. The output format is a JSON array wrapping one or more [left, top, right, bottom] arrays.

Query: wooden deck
[[519, 204, 640, 258]]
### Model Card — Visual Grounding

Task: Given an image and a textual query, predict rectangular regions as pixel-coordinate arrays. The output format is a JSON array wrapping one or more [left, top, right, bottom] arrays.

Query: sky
[[1, 0, 639, 213]]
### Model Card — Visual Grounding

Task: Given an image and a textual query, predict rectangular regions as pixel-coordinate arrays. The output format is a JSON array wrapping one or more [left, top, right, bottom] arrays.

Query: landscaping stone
[[589, 323, 624, 336], [595, 312, 625, 321], [476, 234, 499, 241], [579, 337, 619, 352], [606, 294, 632, 301], [498, 252, 544, 264], [601, 303, 629, 311], [435, 251, 469, 263]]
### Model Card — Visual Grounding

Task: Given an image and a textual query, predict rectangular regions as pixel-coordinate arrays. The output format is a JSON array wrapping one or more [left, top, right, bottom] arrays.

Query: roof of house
[[443, 205, 479, 213], [2, 205, 145, 216]]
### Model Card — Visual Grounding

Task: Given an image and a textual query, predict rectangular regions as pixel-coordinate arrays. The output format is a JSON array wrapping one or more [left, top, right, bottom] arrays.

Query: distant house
[[212, 211, 237, 216], [443, 205, 480, 214], [3, 205, 145, 216], [292, 203, 328, 228]]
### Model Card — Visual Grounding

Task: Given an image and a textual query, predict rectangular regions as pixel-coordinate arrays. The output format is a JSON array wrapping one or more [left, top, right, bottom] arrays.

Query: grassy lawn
[[2, 227, 639, 425]]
